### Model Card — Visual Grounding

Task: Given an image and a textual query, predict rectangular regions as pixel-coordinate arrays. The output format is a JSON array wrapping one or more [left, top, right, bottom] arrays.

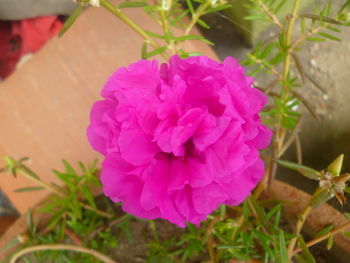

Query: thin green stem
[[177, 0, 210, 51], [100, 0, 169, 60], [17, 166, 113, 219], [81, 203, 113, 218], [86, 214, 130, 242], [287, 205, 312, 260], [247, 198, 269, 235], [18, 166, 64, 197], [10, 244, 117, 263], [282, 0, 301, 96], [293, 220, 350, 255], [207, 216, 220, 263], [287, 187, 326, 260], [185, 0, 210, 36], [159, 8, 176, 55], [257, 0, 283, 29], [290, 25, 323, 51], [276, 0, 301, 154], [231, 215, 244, 240]]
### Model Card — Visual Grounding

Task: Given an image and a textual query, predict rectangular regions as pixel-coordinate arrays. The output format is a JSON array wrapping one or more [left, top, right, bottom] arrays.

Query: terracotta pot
[[1, 180, 349, 262], [270, 181, 350, 263], [0, 215, 17, 237]]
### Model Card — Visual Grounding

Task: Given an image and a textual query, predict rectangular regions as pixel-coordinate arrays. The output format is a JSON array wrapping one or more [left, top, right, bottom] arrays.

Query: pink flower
[[87, 55, 272, 227]]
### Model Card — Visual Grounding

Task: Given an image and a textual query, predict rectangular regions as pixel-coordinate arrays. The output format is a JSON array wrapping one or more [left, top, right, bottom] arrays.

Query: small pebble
[[310, 59, 317, 68]]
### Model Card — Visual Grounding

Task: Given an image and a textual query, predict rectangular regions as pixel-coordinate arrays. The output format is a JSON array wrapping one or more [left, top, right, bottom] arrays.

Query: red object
[[0, 21, 21, 79], [0, 16, 63, 79]]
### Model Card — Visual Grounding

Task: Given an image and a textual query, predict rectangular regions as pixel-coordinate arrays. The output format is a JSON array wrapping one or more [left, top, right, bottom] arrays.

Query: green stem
[[207, 216, 220, 263], [18, 166, 113, 219], [282, 0, 301, 96], [185, 0, 210, 36], [287, 187, 325, 260], [277, 0, 301, 154], [293, 220, 350, 255], [19, 166, 64, 197], [100, 0, 169, 60], [159, 8, 176, 55], [177, 0, 210, 51], [257, 0, 283, 29], [10, 244, 117, 263], [286, 205, 312, 260], [81, 203, 113, 218], [231, 215, 244, 241]]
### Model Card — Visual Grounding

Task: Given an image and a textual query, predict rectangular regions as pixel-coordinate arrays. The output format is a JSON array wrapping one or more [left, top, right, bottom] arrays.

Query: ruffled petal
[[87, 55, 272, 228], [118, 128, 159, 166], [192, 183, 228, 215]]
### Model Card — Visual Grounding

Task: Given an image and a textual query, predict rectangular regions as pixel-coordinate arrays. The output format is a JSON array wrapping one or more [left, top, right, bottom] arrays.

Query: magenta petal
[[250, 125, 273, 149], [141, 155, 186, 226], [87, 55, 272, 227], [174, 186, 207, 225], [87, 125, 107, 155], [193, 116, 230, 151], [122, 186, 161, 220], [101, 153, 138, 201], [159, 196, 186, 227], [192, 183, 228, 214], [157, 108, 206, 156], [87, 100, 118, 155], [168, 158, 188, 192], [140, 184, 156, 211], [186, 156, 213, 187], [118, 128, 159, 166], [222, 158, 265, 205], [102, 60, 160, 98]]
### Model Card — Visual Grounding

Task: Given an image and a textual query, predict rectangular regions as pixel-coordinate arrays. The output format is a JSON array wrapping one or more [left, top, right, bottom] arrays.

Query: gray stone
[[0, 189, 17, 216], [0, 0, 78, 20]]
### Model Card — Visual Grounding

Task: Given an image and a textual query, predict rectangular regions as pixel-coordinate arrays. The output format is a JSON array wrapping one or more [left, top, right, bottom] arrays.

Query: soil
[[108, 217, 187, 263], [89, 197, 207, 263]]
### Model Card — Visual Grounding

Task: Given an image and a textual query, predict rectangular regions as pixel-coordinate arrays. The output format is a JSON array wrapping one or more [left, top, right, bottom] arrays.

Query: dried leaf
[[292, 53, 306, 83], [295, 134, 303, 165], [335, 191, 346, 206], [305, 72, 327, 94], [291, 90, 320, 122]]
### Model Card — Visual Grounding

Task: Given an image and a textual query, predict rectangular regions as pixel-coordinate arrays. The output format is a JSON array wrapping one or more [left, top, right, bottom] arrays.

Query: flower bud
[[327, 154, 344, 177]]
